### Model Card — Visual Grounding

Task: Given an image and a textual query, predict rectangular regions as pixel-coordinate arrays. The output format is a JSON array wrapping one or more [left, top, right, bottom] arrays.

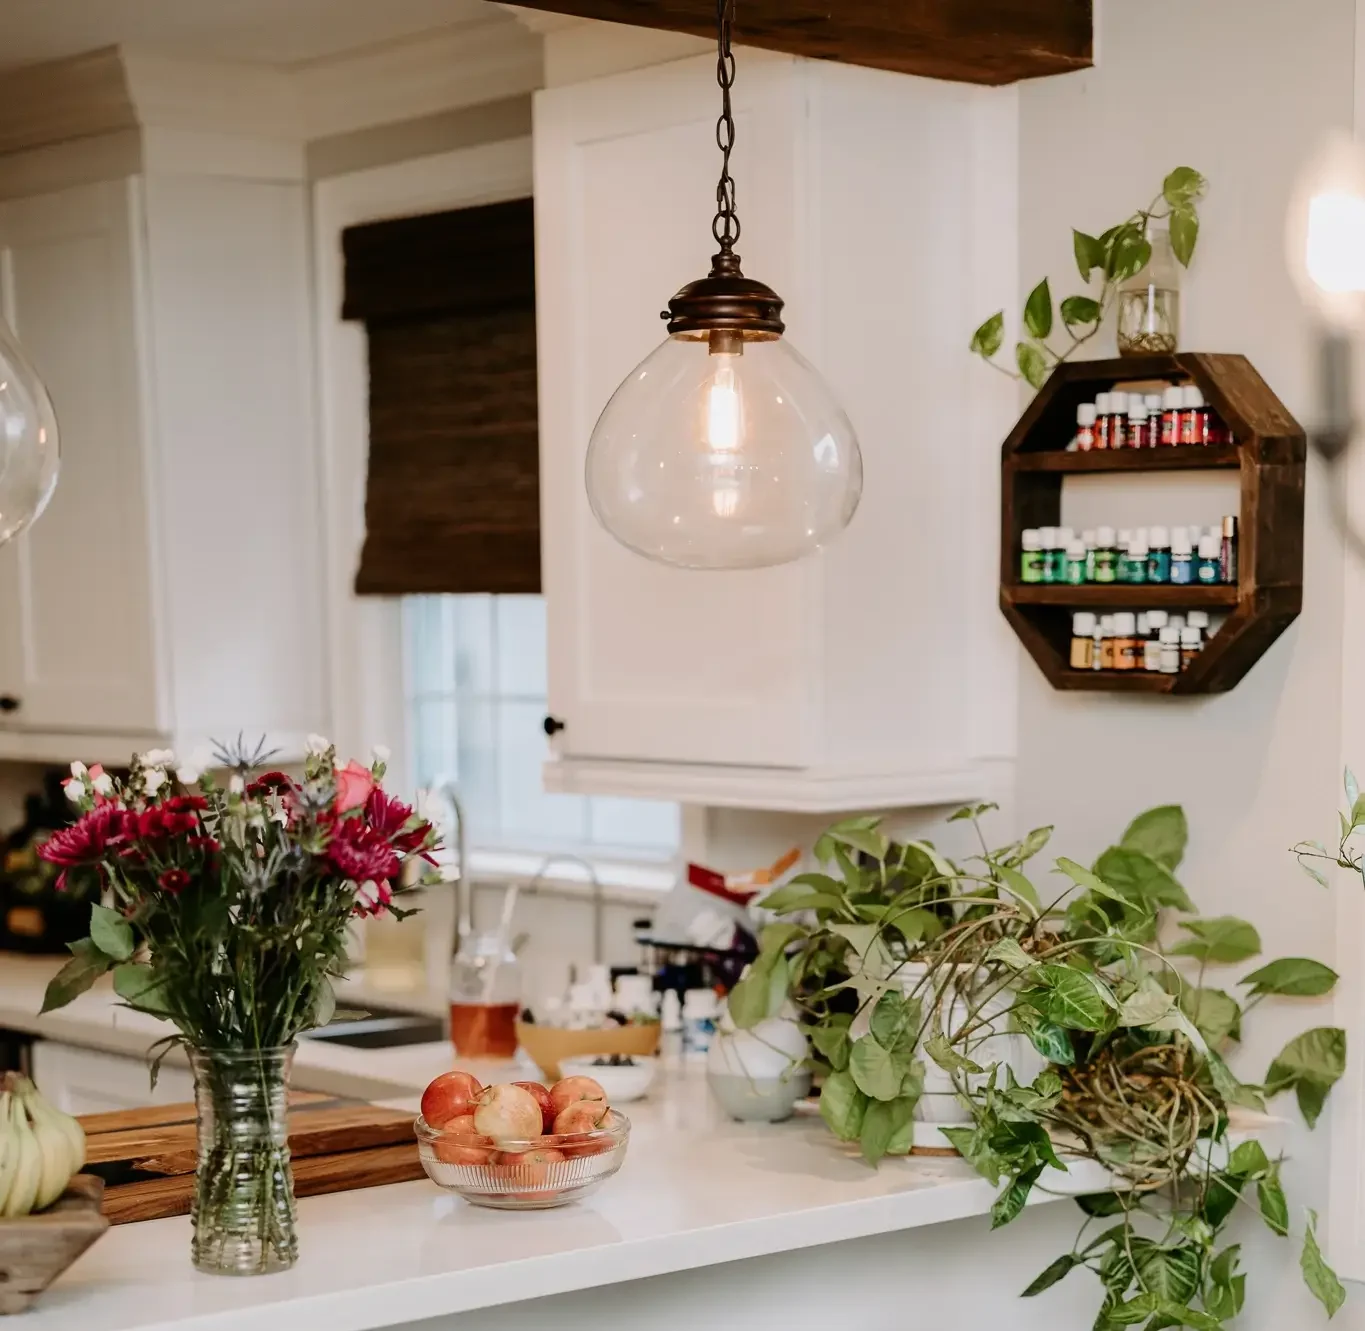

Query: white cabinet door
[[29, 1040, 194, 1117], [535, 56, 818, 769], [0, 179, 163, 737]]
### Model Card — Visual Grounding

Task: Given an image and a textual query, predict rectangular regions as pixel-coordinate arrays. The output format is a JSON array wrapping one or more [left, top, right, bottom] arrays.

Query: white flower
[[305, 733, 332, 756], [62, 778, 84, 803], [355, 880, 383, 911], [228, 774, 246, 795], [415, 788, 448, 837], [140, 748, 175, 767], [177, 765, 200, 785], [91, 772, 114, 796], [143, 767, 166, 795], [370, 744, 391, 766], [69, 761, 87, 779]]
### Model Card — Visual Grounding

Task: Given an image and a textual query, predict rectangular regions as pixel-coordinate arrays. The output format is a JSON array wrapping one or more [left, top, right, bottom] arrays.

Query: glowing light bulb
[[1288, 132, 1365, 329], [705, 359, 742, 455]]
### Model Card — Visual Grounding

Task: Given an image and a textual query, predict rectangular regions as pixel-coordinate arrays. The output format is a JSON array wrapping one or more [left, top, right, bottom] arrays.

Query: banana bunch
[[0, 1072, 85, 1218]]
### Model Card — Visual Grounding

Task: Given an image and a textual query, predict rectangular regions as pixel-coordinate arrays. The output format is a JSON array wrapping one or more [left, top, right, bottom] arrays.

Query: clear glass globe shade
[[585, 333, 862, 569], [1286, 130, 1365, 330], [0, 318, 59, 545]]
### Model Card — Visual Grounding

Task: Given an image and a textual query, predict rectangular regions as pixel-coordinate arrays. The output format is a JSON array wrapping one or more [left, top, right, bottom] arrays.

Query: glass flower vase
[[188, 1045, 298, 1276]]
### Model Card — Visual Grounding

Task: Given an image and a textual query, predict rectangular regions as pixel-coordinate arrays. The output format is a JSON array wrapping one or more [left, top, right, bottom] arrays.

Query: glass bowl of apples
[[415, 1072, 629, 1210]]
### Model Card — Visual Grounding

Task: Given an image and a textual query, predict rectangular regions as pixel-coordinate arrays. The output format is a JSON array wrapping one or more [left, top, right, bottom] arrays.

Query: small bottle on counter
[[1159, 626, 1182, 674], [1112, 612, 1139, 670], [1070, 612, 1097, 669], [1169, 527, 1194, 585], [1020, 528, 1044, 583], [1181, 385, 1208, 445], [1094, 392, 1112, 450], [1099, 615, 1117, 670], [1064, 540, 1087, 585], [1082, 529, 1098, 582], [1121, 535, 1149, 584], [1038, 527, 1058, 584], [1109, 391, 1129, 449], [1127, 399, 1150, 450], [1075, 402, 1097, 452], [1093, 526, 1118, 583], [1220, 515, 1238, 583], [1161, 386, 1183, 445], [661, 989, 684, 1063], [682, 988, 719, 1055], [1146, 525, 1172, 583], [1196, 533, 1222, 583], [1180, 626, 1203, 670], [1144, 610, 1169, 672]]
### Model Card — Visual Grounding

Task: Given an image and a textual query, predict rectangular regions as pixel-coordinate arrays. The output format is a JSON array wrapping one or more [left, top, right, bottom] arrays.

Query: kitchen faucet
[[525, 853, 604, 967], [438, 782, 471, 961]]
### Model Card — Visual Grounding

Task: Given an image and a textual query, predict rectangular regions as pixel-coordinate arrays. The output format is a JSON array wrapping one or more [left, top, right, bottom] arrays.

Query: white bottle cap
[[1160, 627, 1180, 644], [1096, 525, 1116, 545], [1113, 612, 1136, 634], [1129, 402, 1147, 419], [1145, 394, 1163, 412], [1073, 612, 1097, 634], [1169, 615, 1186, 632], [1110, 390, 1129, 413], [1067, 540, 1086, 557], [1096, 392, 1111, 414], [1171, 528, 1192, 555], [1100, 615, 1115, 634], [1137, 613, 1149, 634], [1147, 610, 1169, 629], [1198, 534, 1221, 557], [1129, 538, 1149, 557], [683, 988, 719, 1019], [1117, 528, 1133, 548], [1022, 528, 1042, 551], [1163, 385, 1183, 408], [1182, 384, 1205, 408], [1056, 526, 1075, 545], [1039, 526, 1057, 546], [1077, 403, 1097, 425], [1180, 627, 1202, 646], [1187, 610, 1210, 628], [1082, 528, 1097, 545], [1149, 525, 1169, 545], [1135, 526, 1149, 545]]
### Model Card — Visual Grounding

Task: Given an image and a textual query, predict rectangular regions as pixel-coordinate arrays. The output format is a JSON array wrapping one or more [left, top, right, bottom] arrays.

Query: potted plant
[[730, 802, 1347, 1327]]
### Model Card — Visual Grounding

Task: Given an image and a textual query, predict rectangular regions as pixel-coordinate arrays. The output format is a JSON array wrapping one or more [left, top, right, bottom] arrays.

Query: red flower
[[164, 794, 208, 812], [326, 818, 400, 884], [333, 760, 376, 814], [246, 771, 294, 797], [37, 803, 131, 890], [353, 878, 394, 917], [188, 835, 220, 854], [158, 868, 191, 894], [364, 789, 436, 858], [137, 806, 199, 839]]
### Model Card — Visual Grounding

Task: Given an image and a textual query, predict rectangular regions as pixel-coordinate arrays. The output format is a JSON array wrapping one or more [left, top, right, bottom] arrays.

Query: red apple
[[473, 1082, 544, 1141], [549, 1075, 608, 1118], [421, 1070, 483, 1128], [432, 1112, 492, 1165], [552, 1100, 609, 1136], [492, 1145, 566, 1199], [513, 1080, 556, 1132]]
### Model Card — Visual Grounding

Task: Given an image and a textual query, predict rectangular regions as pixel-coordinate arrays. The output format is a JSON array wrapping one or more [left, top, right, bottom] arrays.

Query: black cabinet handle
[[542, 715, 565, 736], [0, 695, 19, 714]]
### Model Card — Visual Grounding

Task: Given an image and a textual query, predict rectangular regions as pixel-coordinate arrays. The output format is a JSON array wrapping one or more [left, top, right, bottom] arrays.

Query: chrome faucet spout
[[439, 783, 470, 960], [525, 854, 604, 967]]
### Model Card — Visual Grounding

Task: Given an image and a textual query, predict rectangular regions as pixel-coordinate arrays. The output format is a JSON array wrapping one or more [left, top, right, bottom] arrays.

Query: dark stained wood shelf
[[1011, 446, 1241, 473], [1008, 584, 1240, 608], [999, 353, 1305, 695]]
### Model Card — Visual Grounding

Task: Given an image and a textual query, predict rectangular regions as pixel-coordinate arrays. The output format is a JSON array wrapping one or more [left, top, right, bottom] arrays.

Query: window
[[404, 594, 681, 862]]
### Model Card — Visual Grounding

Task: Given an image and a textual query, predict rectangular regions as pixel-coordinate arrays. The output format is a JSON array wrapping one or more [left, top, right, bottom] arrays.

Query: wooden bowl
[[515, 1022, 660, 1082], [0, 1174, 109, 1315]]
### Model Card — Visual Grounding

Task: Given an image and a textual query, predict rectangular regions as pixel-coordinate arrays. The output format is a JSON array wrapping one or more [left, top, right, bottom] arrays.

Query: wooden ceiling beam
[[508, 0, 1092, 86]]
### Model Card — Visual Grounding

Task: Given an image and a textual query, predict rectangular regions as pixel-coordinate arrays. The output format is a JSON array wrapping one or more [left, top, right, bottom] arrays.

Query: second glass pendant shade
[[0, 317, 59, 546], [587, 328, 861, 570]]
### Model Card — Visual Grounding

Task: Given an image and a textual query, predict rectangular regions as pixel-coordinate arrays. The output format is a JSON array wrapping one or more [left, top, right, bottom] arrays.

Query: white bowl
[[558, 1056, 658, 1102]]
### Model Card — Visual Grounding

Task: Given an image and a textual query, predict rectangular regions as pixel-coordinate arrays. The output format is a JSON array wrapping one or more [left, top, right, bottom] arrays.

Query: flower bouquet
[[37, 737, 440, 1275]]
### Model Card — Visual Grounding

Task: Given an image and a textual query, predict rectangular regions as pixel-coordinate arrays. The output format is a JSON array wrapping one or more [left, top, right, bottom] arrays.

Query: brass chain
[[711, 0, 740, 253]]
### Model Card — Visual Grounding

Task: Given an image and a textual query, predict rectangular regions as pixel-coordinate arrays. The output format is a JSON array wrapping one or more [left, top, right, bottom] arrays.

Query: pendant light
[[584, 0, 862, 571], [0, 315, 59, 546]]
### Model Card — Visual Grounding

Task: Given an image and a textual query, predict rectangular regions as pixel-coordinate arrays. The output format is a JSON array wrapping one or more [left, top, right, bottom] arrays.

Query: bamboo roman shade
[[343, 197, 540, 596]]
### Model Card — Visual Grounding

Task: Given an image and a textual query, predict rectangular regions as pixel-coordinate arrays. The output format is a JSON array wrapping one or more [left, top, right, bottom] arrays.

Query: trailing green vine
[[969, 167, 1207, 388], [729, 799, 1346, 1329]]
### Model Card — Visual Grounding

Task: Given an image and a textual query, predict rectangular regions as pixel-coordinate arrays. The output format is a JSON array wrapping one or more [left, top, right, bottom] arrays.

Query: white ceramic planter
[[707, 1013, 811, 1123]]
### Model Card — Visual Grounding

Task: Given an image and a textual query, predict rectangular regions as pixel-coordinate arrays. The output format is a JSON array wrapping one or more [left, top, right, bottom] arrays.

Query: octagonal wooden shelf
[[1000, 353, 1305, 694]]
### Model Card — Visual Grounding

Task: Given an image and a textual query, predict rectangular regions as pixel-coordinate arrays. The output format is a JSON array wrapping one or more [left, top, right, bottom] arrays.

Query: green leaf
[[1202, 1170, 1248, 1228], [849, 1035, 907, 1102], [40, 939, 114, 1013], [1258, 1163, 1289, 1236], [1021, 1253, 1079, 1297], [1024, 279, 1053, 339], [1076, 1191, 1126, 1217], [818, 1069, 868, 1141], [986, 937, 1036, 972], [1154, 1304, 1220, 1331], [90, 902, 135, 962], [1026, 964, 1111, 1030], [991, 1164, 1043, 1229], [727, 962, 777, 1030], [112, 963, 177, 1018], [811, 1020, 852, 1072], [1241, 957, 1338, 998], [1170, 916, 1262, 964], [1206, 1274, 1246, 1322], [1170, 204, 1199, 267], [1302, 1210, 1346, 1318], [996, 865, 1041, 916], [1054, 856, 1131, 907], [1180, 986, 1241, 1047], [1162, 166, 1207, 205], [859, 1094, 917, 1166], [1016, 342, 1049, 391], [1110, 231, 1152, 283], [885, 907, 942, 948], [830, 824, 890, 862], [1266, 1027, 1347, 1127], [1060, 295, 1101, 329], [1347, 767, 1360, 808], [942, 1124, 1002, 1185], [1206, 1047, 1265, 1112], [969, 310, 1005, 358], [1015, 1009, 1075, 1065], [1135, 1245, 1200, 1305], [1210, 1244, 1241, 1286], [1094, 846, 1194, 912], [1227, 1138, 1270, 1178], [1118, 976, 1174, 1028], [1009, 825, 1053, 867], [1103, 1293, 1157, 1326], [925, 1033, 984, 1077], [1122, 805, 1188, 869], [870, 989, 920, 1058], [1073, 229, 1105, 281]]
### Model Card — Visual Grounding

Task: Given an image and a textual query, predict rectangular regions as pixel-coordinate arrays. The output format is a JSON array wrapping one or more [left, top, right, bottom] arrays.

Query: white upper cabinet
[[535, 54, 1021, 811], [0, 169, 326, 765]]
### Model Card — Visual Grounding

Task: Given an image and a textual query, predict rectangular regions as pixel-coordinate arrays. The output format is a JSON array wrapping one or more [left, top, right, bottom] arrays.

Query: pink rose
[[333, 759, 376, 813]]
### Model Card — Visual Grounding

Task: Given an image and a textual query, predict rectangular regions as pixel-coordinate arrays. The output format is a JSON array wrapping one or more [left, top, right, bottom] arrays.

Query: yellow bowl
[[515, 1021, 660, 1082]]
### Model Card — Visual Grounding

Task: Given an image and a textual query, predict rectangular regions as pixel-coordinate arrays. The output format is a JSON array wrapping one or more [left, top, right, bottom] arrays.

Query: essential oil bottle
[[1064, 540, 1087, 585], [1159, 626, 1181, 673], [1038, 527, 1057, 583], [1121, 535, 1148, 584], [1109, 391, 1129, 449], [1020, 529, 1043, 583], [1050, 527, 1074, 583], [1070, 612, 1097, 669], [1075, 403, 1097, 452], [1093, 526, 1118, 584], [1169, 527, 1194, 585], [1146, 525, 1171, 583], [1127, 400, 1149, 449], [1196, 534, 1222, 583], [1144, 610, 1169, 671], [1094, 393, 1112, 450], [1112, 612, 1138, 670], [1220, 515, 1238, 583], [1161, 385, 1182, 445], [1082, 529, 1098, 583]]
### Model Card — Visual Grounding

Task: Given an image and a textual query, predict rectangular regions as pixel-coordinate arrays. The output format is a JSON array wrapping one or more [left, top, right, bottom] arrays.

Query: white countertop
[[2, 952, 1111, 1331]]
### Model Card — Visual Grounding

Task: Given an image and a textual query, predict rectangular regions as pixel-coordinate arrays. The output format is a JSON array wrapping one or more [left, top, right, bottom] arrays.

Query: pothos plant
[[969, 166, 1207, 389], [728, 802, 1346, 1329]]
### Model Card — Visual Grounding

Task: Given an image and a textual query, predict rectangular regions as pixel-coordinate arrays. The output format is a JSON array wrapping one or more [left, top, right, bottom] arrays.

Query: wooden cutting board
[[79, 1092, 425, 1224]]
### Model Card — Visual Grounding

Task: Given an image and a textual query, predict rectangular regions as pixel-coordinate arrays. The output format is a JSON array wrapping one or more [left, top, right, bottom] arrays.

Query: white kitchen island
[[1, 955, 1107, 1331]]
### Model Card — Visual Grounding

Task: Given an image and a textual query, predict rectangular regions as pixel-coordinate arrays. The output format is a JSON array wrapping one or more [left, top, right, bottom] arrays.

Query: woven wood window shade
[[344, 197, 541, 596]]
